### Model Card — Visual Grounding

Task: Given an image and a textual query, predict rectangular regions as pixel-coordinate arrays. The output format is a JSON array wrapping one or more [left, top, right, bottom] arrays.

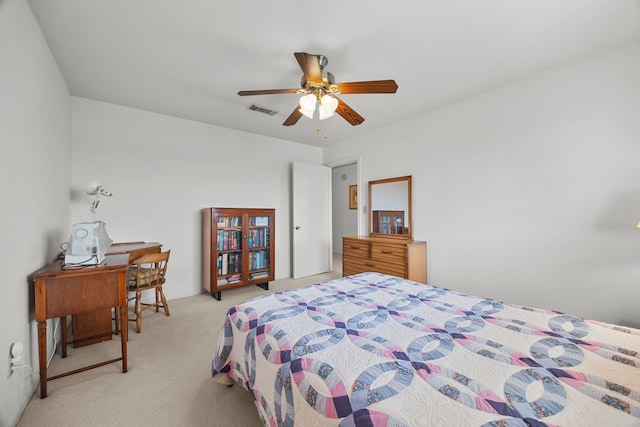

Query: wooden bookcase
[[202, 207, 275, 300]]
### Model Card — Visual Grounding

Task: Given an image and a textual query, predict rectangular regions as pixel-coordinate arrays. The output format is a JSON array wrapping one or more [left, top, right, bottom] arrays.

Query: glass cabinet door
[[216, 214, 242, 285], [380, 214, 391, 234], [248, 215, 271, 281], [392, 214, 403, 234]]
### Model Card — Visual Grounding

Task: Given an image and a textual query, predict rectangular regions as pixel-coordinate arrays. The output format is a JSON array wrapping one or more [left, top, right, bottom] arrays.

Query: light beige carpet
[[16, 265, 341, 427]]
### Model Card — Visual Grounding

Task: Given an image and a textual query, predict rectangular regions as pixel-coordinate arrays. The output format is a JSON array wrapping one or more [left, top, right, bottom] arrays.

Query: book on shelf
[[217, 253, 229, 275], [250, 271, 269, 280], [217, 216, 241, 227], [216, 273, 242, 286], [217, 253, 244, 275], [249, 250, 270, 270], [251, 216, 269, 226], [218, 229, 242, 251], [248, 228, 269, 248]]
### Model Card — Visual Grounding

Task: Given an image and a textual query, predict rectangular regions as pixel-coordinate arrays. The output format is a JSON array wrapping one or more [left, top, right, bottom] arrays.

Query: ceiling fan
[[238, 52, 398, 127]]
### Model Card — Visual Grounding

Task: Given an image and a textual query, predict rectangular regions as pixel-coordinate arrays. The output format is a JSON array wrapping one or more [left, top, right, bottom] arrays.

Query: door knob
[[295, 226, 301, 230]]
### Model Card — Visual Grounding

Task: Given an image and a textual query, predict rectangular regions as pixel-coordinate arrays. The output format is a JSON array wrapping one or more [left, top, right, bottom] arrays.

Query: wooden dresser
[[342, 236, 427, 284]]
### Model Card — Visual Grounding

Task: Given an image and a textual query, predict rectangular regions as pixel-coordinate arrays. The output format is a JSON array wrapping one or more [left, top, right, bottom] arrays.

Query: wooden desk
[[71, 242, 162, 347], [107, 241, 162, 261], [33, 254, 130, 398]]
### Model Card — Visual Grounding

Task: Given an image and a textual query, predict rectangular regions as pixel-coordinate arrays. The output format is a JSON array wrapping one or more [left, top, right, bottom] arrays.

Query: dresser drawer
[[343, 265, 367, 277], [342, 238, 370, 258], [370, 242, 406, 264], [342, 253, 369, 268], [343, 264, 407, 279], [343, 253, 407, 277], [374, 263, 407, 278]]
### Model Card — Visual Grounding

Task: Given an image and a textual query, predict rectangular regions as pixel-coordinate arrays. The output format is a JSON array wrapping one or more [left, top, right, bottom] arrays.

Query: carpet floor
[[16, 265, 341, 427]]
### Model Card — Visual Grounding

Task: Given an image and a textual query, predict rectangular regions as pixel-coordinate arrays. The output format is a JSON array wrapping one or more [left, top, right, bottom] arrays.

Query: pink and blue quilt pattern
[[212, 272, 640, 426]]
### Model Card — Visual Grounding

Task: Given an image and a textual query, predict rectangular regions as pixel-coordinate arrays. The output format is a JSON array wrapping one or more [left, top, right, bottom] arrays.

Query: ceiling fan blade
[[294, 52, 323, 84], [337, 80, 398, 94], [238, 88, 299, 96], [283, 107, 303, 126], [335, 98, 365, 126]]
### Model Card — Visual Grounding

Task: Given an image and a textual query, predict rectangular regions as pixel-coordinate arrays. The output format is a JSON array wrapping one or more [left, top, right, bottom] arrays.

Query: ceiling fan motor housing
[[317, 54, 328, 70]]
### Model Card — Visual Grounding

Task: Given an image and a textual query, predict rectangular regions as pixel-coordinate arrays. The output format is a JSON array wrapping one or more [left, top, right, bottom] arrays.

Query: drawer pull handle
[[365, 263, 375, 267], [350, 246, 361, 249], [381, 251, 394, 254]]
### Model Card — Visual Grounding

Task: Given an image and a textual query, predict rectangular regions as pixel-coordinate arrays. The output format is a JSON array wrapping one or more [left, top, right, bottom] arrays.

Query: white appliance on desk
[[64, 221, 113, 266], [63, 180, 115, 267]]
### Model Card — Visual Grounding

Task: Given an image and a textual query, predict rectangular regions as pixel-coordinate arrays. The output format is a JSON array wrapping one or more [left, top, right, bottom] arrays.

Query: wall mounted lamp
[[86, 180, 113, 217]]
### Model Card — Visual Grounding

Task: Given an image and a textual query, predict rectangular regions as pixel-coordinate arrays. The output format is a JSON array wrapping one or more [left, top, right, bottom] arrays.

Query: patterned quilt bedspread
[[212, 272, 640, 426]]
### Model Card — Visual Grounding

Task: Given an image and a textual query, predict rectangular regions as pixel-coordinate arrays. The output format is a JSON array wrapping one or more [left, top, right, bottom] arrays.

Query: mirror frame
[[368, 175, 412, 240]]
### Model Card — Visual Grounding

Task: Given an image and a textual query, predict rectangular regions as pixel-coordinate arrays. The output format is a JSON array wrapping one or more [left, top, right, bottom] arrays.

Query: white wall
[[70, 97, 323, 300], [331, 163, 358, 253], [325, 43, 640, 327], [0, 0, 71, 425]]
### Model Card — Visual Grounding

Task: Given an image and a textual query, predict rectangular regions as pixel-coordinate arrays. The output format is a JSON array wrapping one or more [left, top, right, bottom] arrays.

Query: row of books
[[249, 250, 269, 271], [217, 216, 241, 227], [248, 228, 270, 248], [217, 229, 270, 251], [217, 253, 241, 275], [249, 271, 269, 281], [217, 229, 241, 251], [217, 274, 240, 286], [249, 216, 269, 226], [218, 272, 268, 285], [217, 216, 269, 227]]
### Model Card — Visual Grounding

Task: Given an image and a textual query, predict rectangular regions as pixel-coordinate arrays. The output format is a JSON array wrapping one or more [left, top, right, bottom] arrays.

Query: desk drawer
[[45, 273, 119, 317]]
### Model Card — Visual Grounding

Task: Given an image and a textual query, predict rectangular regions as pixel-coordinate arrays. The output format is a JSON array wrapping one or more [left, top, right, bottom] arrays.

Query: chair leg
[[158, 286, 170, 316], [114, 306, 120, 335], [135, 291, 142, 333]]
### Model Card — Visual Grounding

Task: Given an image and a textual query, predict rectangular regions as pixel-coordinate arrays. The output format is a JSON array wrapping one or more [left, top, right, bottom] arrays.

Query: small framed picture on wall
[[349, 185, 357, 210]]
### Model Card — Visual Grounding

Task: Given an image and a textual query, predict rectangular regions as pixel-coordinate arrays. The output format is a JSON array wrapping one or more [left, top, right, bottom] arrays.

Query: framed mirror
[[369, 175, 412, 239]]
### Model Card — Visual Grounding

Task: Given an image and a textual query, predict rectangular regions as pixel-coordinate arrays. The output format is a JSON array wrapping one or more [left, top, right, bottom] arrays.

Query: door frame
[[326, 155, 363, 238]]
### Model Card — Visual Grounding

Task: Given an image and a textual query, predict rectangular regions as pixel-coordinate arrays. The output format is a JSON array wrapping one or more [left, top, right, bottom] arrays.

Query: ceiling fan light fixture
[[299, 93, 317, 119], [318, 108, 333, 120], [319, 94, 338, 120]]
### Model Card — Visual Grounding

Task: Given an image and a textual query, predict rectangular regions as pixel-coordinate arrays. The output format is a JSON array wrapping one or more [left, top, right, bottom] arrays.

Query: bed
[[212, 272, 640, 426]]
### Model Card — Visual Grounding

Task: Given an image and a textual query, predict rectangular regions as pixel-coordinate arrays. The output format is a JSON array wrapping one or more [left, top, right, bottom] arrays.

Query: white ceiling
[[27, 0, 640, 147]]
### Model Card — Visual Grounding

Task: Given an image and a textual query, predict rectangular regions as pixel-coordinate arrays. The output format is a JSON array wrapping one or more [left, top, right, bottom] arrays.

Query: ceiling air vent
[[248, 104, 278, 116]]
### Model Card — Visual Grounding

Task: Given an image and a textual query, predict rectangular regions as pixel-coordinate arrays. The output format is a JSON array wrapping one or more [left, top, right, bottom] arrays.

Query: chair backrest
[[128, 250, 170, 289]]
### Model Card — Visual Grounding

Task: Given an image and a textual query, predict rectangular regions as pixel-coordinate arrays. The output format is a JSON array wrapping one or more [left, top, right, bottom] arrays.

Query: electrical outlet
[[8, 342, 23, 378]]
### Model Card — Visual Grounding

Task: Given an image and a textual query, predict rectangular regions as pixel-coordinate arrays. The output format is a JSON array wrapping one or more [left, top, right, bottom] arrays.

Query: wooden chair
[[126, 250, 171, 333]]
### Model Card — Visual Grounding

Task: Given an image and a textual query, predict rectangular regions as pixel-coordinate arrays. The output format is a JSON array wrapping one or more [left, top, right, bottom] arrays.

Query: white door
[[292, 161, 332, 278]]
